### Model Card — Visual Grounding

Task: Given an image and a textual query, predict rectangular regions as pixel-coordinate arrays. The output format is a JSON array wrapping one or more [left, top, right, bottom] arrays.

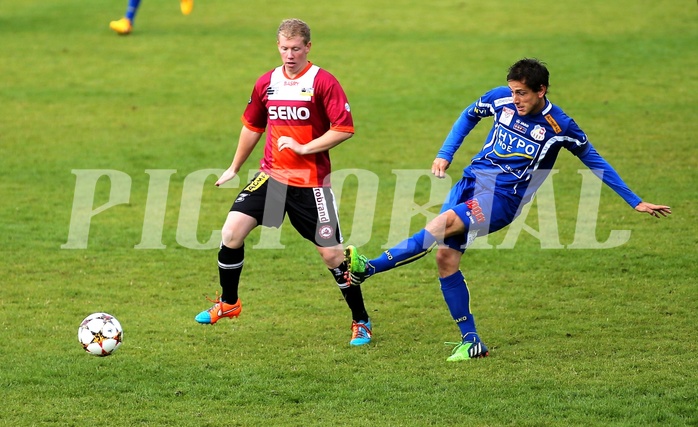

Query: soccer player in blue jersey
[[344, 58, 671, 362], [109, 0, 194, 35]]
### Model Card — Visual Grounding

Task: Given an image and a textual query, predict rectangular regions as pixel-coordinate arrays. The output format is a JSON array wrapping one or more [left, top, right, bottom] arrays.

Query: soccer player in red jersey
[[195, 19, 372, 346]]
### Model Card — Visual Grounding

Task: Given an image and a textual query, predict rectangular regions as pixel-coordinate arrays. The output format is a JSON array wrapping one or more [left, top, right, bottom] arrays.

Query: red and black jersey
[[242, 62, 354, 188]]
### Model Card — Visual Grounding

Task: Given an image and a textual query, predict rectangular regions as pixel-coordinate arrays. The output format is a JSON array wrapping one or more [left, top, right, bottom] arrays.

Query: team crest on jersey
[[300, 87, 314, 97], [499, 107, 515, 126], [530, 125, 546, 141]]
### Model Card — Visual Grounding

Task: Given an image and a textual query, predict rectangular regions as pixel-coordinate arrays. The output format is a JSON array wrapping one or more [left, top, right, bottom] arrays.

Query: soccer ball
[[78, 312, 123, 356]]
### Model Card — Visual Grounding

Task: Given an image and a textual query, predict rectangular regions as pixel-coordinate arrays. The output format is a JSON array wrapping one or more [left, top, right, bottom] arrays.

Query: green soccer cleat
[[446, 340, 489, 362], [344, 245, 368, 286]]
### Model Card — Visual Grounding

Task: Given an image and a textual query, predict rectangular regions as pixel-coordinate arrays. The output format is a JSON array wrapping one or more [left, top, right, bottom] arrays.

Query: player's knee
[[221, 229, 240, 248], [427, 210, 464, 241], [317, 245, 344, 269], [435, 248, 461, 273]]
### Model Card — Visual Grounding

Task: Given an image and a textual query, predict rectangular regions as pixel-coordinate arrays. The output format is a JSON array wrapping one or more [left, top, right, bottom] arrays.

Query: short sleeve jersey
[[439, 86, 591, 202], [241, 63, 354, 188]]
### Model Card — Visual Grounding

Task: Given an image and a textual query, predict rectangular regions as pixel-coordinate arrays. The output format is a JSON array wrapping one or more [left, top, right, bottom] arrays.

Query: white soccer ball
[[78, 312, 123, 356]]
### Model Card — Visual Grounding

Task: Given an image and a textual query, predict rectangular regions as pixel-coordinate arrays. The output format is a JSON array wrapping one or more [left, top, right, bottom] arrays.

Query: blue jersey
[[437, 86, 641, 208]]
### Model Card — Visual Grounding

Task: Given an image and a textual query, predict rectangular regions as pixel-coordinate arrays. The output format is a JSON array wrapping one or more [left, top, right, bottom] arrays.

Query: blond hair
[[277, 18, 311, 45]]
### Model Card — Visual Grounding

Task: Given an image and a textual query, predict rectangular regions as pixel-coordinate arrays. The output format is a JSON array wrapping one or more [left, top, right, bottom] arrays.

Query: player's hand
[[431, 158, 451, 179], [277, 136, 304, 154], [634, 202, 672, 218], [215, 168, 237, 187]]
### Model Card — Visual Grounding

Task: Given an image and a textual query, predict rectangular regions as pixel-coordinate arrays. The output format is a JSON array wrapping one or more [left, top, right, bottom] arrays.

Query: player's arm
[[277, 129, 353, 155], [432, 99, 487, 178], [215, 126, 263, 187], [577, 146, 671, 218]]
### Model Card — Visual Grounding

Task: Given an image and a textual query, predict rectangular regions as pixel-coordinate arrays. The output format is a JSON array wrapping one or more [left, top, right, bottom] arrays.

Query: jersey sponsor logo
[[284, 81, 299, 86], [344, 102, 351, 112], [499, 107, 515, 126], [313, 188, 331, 223], [268, 105, 311, 120], [493, 127, 541, 160], [530, 125, 546, 141], [544, 114, 562, 133]]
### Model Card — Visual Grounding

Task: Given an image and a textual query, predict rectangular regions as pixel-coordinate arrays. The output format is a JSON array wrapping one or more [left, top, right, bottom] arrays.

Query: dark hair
[[507, 58, 549, 92]]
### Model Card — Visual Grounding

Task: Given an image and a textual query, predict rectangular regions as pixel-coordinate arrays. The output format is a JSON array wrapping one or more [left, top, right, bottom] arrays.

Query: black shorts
[[230, 172, 343, 247]]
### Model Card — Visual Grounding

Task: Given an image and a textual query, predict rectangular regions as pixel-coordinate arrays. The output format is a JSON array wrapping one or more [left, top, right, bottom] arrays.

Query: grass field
[[1, 0, 697, 425]]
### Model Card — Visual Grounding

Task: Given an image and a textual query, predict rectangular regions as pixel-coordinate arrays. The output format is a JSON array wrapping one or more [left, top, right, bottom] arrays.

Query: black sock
[[219, 244, 244, 303], [329, 261, 369, 322]]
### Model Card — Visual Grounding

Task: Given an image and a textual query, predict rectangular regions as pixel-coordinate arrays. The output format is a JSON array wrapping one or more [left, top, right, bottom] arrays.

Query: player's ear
[[537, 85, 547, 98]]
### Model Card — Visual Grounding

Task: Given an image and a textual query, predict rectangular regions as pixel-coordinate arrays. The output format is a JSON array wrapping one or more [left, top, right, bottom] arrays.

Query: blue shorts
[[440, 176, 521, 252]]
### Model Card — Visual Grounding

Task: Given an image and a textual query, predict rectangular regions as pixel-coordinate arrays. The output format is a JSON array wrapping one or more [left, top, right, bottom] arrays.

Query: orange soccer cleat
[[195, 296, 242, 324]]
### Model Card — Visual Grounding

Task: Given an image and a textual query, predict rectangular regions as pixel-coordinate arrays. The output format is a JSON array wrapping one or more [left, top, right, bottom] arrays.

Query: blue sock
[[439, 270, 479, 342], [125, 0, 142, 21], [367, 229, 437, 276]]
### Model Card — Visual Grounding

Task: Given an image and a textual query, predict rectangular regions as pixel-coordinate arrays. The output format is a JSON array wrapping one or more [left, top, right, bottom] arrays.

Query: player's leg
[[317, 244, 372, 345], [439, 192, 519, 360], [195, 173, 275, 325], [288, 186, 372, 346], [194, 212, 256, 324], [435, 247, 489, 361], [344, 176, 476, 285], [344, 209, 465, 286], [109, 0, 141, 35]]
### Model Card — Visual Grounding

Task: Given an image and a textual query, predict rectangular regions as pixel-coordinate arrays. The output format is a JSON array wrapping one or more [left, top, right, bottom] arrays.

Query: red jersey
[[241, 62, 354, 187]]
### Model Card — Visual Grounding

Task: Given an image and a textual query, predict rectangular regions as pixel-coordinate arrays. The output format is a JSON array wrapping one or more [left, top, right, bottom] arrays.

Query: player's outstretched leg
[[180, 0, 194, 15], [195, 296, 242, 324], [344, 245, 369, 286]]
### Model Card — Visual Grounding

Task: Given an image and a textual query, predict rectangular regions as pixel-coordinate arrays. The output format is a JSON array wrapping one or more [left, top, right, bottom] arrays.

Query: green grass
[[1, 0, 697, 425]]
